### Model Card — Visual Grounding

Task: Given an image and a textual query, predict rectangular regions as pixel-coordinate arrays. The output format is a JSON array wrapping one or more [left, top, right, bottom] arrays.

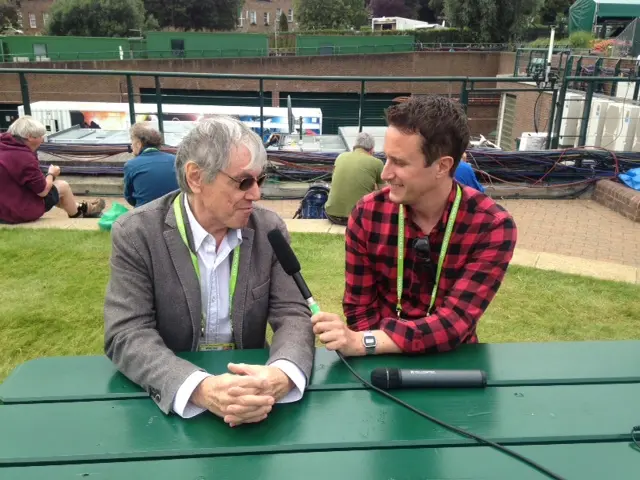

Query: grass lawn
[[1, 229, 639, 382]]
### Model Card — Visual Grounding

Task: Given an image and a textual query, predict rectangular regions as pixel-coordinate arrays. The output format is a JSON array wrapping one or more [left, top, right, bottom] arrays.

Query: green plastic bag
[[98, 202, 129, 232]]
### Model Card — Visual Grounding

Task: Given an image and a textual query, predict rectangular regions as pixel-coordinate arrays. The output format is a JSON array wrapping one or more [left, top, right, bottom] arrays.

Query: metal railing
[[0, 67, 552, 140], [5, 65, 637, 153]]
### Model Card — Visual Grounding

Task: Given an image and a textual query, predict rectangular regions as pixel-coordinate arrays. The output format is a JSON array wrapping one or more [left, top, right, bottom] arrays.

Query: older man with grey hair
[[104, 116, 315, 426], [325, 131, 383, 225], [0, 116, 105, 224]]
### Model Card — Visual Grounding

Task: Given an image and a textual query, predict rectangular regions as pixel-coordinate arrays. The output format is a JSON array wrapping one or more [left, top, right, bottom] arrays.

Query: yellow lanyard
[[172, 194, 240, 342], [396, 185, 462, 317]]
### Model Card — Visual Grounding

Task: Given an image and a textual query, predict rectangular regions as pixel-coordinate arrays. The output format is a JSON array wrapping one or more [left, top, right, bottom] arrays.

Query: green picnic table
[[0, 341, 639, 479]]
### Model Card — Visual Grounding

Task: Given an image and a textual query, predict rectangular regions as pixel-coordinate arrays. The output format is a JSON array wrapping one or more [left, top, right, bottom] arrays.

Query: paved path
[[1, 196, 638, 284]]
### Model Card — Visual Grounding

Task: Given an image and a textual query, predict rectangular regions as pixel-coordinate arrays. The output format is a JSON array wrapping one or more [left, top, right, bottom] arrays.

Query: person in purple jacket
[[0, 116, 105, 224]]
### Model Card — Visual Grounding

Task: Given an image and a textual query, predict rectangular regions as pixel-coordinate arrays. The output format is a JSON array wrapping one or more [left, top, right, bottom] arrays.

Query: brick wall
[[593, 179, 640, 223], [498, 52, 516, 75]]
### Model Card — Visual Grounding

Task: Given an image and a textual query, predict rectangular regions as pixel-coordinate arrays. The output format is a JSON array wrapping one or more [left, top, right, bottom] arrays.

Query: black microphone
[[267, 228, 321, 315], [371, 367, 487, 389]]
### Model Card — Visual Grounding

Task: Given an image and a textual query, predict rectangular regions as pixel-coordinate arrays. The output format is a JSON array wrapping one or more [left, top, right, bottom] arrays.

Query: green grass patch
[[1, 229, 639, 381]]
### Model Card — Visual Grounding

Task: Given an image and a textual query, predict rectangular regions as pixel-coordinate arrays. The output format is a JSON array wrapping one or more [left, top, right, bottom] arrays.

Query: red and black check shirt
[[344, 182, 517, 353]]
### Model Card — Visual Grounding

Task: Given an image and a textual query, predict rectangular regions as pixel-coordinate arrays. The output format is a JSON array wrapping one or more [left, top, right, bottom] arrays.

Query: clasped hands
[[190, 363, 293, 427]]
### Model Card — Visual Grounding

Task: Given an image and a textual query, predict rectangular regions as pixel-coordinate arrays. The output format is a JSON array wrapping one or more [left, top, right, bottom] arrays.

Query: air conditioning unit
[[613, 104, 640, 151], [558, 91, 585, 148], [519, 132, 547, 150], [584, 97, 610, 147], [600, 100, 624, 149]]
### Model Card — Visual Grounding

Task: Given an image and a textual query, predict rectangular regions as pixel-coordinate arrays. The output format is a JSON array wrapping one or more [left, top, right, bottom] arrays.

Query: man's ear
[[437, 156, 455, 178], [185, 161, 203, 194]]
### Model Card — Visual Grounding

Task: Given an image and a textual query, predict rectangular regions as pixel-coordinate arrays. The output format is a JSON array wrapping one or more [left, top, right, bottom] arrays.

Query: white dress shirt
[[172, 196, 307, 418]]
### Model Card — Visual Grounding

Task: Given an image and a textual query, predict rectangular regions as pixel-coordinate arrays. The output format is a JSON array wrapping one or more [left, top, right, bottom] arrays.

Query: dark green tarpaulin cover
[[569, 0, 640, 33]]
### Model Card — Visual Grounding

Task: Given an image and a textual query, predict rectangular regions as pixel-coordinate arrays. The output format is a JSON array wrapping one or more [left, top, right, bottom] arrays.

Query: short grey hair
[[175, 116, 267, 193], [8, 116, 46, 139], [354, 132, 375, 151]]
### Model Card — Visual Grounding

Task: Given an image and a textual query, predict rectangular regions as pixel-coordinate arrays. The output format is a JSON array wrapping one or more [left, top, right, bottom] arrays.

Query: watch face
[[364, 336, 376, 347]]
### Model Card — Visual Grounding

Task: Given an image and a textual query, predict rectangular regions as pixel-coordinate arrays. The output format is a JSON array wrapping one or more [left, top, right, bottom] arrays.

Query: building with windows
[[14, 0, 53, 35], [236, 0, 295, 33]]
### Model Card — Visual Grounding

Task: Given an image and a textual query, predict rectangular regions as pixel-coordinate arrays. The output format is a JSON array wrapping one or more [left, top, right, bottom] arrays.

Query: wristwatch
[[362, 331, 376, 355]]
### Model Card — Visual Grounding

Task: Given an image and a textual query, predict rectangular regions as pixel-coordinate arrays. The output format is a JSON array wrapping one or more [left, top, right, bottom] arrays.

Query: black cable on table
[[335, 351, 567, 480]]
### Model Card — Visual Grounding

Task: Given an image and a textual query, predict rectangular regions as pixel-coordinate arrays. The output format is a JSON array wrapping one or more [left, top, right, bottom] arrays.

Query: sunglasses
[[412, 237, 435, 276], [413, 237, 432, 264], [219, 171, 267, 191]]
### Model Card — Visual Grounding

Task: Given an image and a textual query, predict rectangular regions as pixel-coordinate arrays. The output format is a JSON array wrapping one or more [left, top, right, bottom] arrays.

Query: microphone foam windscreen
[[267, 228, 301, 275], [370, 368, 401, 389]]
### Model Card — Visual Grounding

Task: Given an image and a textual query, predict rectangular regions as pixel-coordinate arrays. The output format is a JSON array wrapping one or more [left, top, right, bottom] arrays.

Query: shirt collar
[[183, 194, 242, 252]]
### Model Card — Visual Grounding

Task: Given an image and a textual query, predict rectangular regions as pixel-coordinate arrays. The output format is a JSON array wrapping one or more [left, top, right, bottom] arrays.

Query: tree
[[443, 0, 539, 43], [426, 0, 444, 21], [370, 0, 413, 18], [46, 0, 148, 37], [294, 0, 369, 30], [537, 0, 574, 25], [143, 0, 241, 31], [0, 0, 19, 33], [279, 11, 288, 32]]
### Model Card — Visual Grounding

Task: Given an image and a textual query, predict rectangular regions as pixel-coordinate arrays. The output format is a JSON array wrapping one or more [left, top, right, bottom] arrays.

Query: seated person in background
[[324, 132, 383, 225], [312, 96, 517, 356], [104, 116, 315, 426], [123, 123, 179, 208], [0, 116, 105, 224], [455, 153, 485, 193]]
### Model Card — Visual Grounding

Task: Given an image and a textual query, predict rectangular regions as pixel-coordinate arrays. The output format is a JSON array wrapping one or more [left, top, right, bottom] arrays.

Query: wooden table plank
[[2, 341, 640, 404], [2, 442, 638, 480], [0, 383, 637, 466]]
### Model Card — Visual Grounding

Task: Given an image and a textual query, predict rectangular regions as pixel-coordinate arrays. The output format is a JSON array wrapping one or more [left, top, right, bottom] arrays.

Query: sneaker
[[79, 198, 106, 218]]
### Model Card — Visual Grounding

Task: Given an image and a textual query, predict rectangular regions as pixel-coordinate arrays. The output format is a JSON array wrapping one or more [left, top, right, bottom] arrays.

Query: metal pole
[[577, 80, 594, 149], [460, 79, 469, 113], [126, 74, 136, 127], [19, 72, 31, 116], [546, 87, 558, 149], [551, 77, 568, 149], [259, 78, 264, 140], [358, 80, 365, 133], [154, 76, 163, 136]]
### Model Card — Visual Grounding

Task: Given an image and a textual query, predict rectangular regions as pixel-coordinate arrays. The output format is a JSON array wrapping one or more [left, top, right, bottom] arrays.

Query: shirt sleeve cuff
[[269, 359, 307, 404], [172, 370, 212, 418]]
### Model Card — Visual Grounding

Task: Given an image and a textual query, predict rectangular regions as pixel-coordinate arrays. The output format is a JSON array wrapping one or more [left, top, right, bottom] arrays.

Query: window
[[238, 14, 243, 27], [170, 39, 185, 58], [16, 11, 23, 27], [33, 43, 47, 61], [29, 13, 36, 28], [288, 9, 293, 22], [264, 12, 270, 25], [276, 8, 281, 18], [43, 13, 49, 25], [250, 11, 257, 24]]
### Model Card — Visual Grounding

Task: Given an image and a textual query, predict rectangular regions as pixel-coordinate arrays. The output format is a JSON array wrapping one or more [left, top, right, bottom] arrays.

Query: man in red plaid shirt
[[312, 95, 517, 356]]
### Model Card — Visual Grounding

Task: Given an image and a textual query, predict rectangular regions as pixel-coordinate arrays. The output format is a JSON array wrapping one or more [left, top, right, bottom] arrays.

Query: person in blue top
[[455, 153, 485, 193], [124, 123, 179, 207]]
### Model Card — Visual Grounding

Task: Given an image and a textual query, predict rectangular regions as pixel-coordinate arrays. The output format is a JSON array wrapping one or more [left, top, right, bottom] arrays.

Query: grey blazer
[[103, 191, 315, 414]]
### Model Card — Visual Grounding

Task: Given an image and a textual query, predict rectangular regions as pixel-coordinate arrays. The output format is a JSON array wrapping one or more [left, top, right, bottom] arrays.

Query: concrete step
[[65, 176, 124, 197]]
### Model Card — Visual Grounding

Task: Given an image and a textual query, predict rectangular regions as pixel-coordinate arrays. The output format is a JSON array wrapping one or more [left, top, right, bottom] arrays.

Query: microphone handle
[[292, 272, 321, 315], [400, 369, 487, 388]]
